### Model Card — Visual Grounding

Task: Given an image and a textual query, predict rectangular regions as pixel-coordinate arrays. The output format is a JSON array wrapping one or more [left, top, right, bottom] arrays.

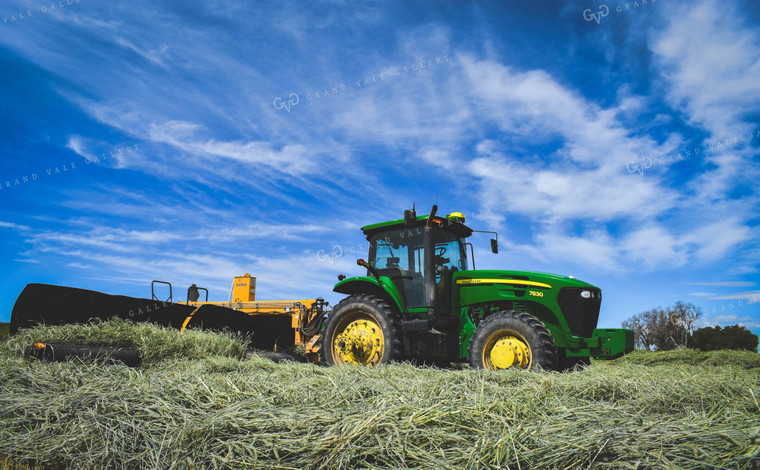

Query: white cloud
[[533, 229, 623, 272], [466, 148, 674, 222], [25, 223, 330, 254], [0, 221, 31, 231], [688, 281, 757, 287], [708, 314, 760, 330], [621, 226, 688, 269], [681, 219, 754, 262], [145, 120, 317, 176], [528, 224, 694, 273], [114, 38, 168, 67], [651, 0, 760, 218], [651, 0, 760, 137], [65, 135, 132, 168], [709, 290, 760, 303], [419, 148, 455, 170]]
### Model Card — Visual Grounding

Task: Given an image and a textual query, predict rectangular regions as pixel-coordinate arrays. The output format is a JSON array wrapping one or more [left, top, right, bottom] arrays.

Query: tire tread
[[468, 310, 558, 371], [319, 293, 403, 365]]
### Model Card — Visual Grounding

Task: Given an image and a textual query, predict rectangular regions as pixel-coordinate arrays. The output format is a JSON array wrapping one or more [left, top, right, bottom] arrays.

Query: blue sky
[[1, 0, 759, 341]]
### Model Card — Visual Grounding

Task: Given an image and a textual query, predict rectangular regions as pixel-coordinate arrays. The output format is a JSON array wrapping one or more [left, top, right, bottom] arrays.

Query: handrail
[[151, 280, 173, 303]]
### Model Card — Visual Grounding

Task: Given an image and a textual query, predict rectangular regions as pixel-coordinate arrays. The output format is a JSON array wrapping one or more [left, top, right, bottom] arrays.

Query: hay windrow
[[1, 318, 246, 365], [610, 348, 760, 369], [1, 321, 758, 469]]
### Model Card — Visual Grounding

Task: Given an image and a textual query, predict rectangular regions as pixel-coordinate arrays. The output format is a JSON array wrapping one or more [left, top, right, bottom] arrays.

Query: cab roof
[[361, 214, 473, 239]]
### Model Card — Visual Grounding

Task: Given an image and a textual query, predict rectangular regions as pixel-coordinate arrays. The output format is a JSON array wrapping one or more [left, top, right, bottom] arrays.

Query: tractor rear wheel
[[468, 310, 558, 371], [320, 294, 403, 366]]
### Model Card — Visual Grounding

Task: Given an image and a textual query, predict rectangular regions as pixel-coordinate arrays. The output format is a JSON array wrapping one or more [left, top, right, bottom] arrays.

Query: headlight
[[580, 290, 592, 299]]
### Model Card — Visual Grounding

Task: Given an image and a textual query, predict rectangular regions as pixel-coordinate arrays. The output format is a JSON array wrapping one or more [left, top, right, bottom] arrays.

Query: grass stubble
[[0, 320, 758, 469]]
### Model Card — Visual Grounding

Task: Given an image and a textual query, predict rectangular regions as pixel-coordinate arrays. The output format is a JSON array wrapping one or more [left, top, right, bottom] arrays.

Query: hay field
[[1, 320, 758, 469]]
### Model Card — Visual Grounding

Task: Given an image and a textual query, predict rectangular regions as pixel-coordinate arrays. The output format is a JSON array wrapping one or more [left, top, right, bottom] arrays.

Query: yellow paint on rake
[[180, 306, 204, 333]]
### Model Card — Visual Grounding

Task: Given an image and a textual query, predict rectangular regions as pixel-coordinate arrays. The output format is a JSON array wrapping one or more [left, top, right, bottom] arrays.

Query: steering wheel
[[434, 255, 450, 266]]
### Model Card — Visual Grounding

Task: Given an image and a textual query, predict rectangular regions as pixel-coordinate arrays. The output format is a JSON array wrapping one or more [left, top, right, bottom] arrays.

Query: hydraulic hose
[[32, 342, 142, 367]]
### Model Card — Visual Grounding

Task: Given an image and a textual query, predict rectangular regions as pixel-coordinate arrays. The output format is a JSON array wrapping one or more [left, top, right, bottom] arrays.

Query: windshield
[[368, 226, 468, 307]]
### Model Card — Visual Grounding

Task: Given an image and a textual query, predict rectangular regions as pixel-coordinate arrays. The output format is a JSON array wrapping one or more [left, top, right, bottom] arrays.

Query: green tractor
[[321, 206, 634, 371]]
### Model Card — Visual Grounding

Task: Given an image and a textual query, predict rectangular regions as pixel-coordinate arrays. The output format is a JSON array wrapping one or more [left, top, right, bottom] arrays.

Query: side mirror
[[357, 259, 380, 281], [404, 208, 417, 226], [490, 238, 499, 254]]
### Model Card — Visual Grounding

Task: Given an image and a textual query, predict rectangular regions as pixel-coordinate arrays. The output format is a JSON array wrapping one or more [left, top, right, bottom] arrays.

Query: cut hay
[[2, 318, 246, 366], [0, 321, 758, 469], [610, 347, 760, 369]]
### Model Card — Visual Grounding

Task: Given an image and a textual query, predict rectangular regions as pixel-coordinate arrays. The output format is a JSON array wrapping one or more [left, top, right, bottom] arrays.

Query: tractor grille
[[557, 287, 601, 338]]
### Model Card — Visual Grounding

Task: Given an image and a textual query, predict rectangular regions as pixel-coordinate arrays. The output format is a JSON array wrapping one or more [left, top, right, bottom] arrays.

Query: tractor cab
[[357, 205, 496, 315], [366, 218, 468, 310]]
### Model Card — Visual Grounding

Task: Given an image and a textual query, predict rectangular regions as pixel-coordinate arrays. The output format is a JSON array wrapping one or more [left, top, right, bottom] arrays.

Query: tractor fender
[[333, 276, 407, 314]]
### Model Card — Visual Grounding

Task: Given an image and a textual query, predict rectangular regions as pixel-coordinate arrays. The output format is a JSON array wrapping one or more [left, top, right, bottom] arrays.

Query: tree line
[[621, 301, 758, 352]]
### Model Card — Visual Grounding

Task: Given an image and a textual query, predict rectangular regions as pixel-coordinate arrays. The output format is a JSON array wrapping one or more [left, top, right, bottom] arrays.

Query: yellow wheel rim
[[332, 313, 385, 365], [482, 330, 531, 370]]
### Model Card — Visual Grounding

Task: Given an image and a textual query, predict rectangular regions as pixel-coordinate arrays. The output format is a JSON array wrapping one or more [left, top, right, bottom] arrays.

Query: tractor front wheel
[[320, 294, 402, 366], [468, 310, 558, 371]]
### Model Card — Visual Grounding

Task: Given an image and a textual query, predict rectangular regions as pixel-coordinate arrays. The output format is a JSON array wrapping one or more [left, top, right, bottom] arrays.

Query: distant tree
[[622, 313, 652, 350], [622, 302, 703, 351], [648, 307, 679, 351], [690, 325, 759, 352]]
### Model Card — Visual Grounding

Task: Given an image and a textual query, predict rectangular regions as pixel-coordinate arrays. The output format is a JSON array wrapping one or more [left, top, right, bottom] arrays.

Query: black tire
[[320, 294, 403, 366], [557, 351, 591, 372], [468, 310, 558, 371]]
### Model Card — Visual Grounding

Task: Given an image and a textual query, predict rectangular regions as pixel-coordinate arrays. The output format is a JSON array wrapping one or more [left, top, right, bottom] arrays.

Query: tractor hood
[[525, 271, 596, 287], [455, 270, 597, 290]]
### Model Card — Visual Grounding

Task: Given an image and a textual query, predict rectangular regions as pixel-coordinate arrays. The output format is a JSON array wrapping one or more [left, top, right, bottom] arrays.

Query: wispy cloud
[[709, 291, 760, 303], [709, 314, 760, 330], [688, 282, 757, 287], [0, 221, 31, 231]]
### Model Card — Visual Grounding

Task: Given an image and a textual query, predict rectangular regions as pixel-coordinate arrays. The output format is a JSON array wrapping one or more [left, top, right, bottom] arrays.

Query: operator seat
[[187, 284, 200, 302]]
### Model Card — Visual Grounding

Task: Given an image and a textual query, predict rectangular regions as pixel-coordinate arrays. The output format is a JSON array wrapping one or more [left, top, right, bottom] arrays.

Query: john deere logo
[[273, 93, 300, 113], [583, 5, 609, 24]]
